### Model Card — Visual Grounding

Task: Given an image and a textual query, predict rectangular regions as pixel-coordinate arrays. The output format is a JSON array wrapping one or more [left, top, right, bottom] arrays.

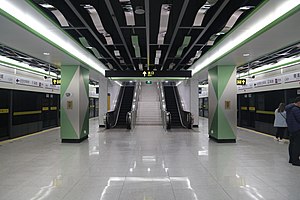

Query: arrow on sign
[[142, 71, 147, 77]]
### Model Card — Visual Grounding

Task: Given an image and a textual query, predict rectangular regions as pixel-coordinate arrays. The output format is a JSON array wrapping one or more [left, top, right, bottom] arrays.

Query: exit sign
[[146, 81, 152, 84], [236, 79, 246, 85], [52, 79, 61, 85]]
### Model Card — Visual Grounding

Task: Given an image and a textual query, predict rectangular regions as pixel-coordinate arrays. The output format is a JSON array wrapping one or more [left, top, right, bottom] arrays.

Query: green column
[[60, 65, 89, 143], [208, 65, 236, 143]]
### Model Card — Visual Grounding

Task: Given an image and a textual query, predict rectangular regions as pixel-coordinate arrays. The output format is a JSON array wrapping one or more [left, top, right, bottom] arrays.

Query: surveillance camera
[[251, 75, 255, 79], [44, 76, 48, 79]]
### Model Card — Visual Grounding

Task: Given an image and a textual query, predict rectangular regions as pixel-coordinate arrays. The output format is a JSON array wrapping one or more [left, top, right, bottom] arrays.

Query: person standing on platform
[[274, 103, 287, 141], [285, 97, 300, 166]]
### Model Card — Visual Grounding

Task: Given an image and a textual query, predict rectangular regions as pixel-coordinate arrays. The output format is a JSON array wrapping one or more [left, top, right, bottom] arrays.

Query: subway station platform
[[0, 118, 300, 200]]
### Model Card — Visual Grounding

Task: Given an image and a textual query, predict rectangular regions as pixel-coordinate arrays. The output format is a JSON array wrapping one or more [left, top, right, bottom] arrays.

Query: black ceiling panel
[[29, 0, 262, 72]]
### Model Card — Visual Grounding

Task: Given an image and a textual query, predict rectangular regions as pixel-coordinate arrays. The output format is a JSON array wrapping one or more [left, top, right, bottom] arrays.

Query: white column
[[98, 77, 108, 127], [190, 77, 199, 127]]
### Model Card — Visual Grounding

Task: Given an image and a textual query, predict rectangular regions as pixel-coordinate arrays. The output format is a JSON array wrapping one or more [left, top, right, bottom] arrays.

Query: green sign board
[[146, 81, 152, 84]]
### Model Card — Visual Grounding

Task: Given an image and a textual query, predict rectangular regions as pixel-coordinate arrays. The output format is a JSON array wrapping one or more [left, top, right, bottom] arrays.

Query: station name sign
[[105, 70, 192, 78], [236, 79, 246, 85], [52, 78, 61, 85]]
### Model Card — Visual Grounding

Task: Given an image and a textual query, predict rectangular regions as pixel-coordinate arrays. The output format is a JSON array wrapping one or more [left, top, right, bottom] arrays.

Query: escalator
[[115, 86, 134, 128], [164, 86, 182, 128], [105, 84, 135, 129], [164, 85, 192, 129]]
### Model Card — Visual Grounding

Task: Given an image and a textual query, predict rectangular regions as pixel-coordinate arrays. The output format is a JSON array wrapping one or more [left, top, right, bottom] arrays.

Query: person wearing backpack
[[285, 97, 300, 166]]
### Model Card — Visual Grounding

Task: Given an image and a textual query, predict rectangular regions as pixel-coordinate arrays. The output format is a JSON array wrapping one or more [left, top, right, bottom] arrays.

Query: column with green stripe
[[60, 65, 89, 143], [208, 65, 237, 143]]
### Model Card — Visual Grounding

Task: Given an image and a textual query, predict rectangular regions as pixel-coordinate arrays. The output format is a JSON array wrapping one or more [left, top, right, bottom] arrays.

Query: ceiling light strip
[[40, 3, 69, 27], [0, 0, 107, 75], [192, 1, 300, 75]]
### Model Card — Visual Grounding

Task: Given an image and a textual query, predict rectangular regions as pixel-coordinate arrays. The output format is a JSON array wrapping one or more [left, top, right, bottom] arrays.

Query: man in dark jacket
[[285, 97, 300, 166]]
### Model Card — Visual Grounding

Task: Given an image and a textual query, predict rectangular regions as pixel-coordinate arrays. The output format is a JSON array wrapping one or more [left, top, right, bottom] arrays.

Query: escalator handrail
[[158, 82, 171, 129], [126, 82, 139, 129], [112, 85, 126, 128]]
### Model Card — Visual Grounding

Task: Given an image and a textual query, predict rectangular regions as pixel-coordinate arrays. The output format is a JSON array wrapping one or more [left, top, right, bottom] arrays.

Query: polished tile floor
[[0, 117, 300, 200]]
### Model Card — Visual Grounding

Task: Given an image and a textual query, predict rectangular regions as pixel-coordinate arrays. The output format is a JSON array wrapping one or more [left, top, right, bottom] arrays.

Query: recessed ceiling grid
[[31, 0, 262, 71], [237, 42, 300, 74], [0, 43, 60, 75]]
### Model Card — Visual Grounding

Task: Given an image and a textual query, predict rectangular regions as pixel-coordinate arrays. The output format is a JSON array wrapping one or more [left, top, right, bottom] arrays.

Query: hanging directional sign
[[236, 79, 246, 85], [52, 78, 61, 85], [105, 70, 191, 78], [146, 80, 152, 84]]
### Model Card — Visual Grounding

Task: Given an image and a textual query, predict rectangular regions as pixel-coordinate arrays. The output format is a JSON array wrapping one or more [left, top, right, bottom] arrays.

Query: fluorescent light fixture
[[192, 0, 300, 76], [40, 3, 69, 27], [155, 58, 159, 65], [43, 52, 50, 56], [243, 53, 250, 57], [83, 4, 114, 45], [0, 55, 57, 77], [0, 1, 106, 75], [158, 4, 171, 44]]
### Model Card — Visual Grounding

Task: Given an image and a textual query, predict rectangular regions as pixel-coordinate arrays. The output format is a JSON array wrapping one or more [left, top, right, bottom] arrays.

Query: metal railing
[[126, 82, 141, 129], [158, 82, 171, 130]]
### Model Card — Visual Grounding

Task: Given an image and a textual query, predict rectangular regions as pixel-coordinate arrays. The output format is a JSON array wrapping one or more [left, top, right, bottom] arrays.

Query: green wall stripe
[[61, 107, 78, 139], [218, 66, 235, 99], [61, 66, 78, 96]]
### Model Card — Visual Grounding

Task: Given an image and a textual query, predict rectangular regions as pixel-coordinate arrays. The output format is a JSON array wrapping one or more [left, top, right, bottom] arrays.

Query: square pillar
[[98, 77, 108, 127], [60, 65, 89, 143], [190, 78, 199, 127], [208, 65, 236, 143]]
